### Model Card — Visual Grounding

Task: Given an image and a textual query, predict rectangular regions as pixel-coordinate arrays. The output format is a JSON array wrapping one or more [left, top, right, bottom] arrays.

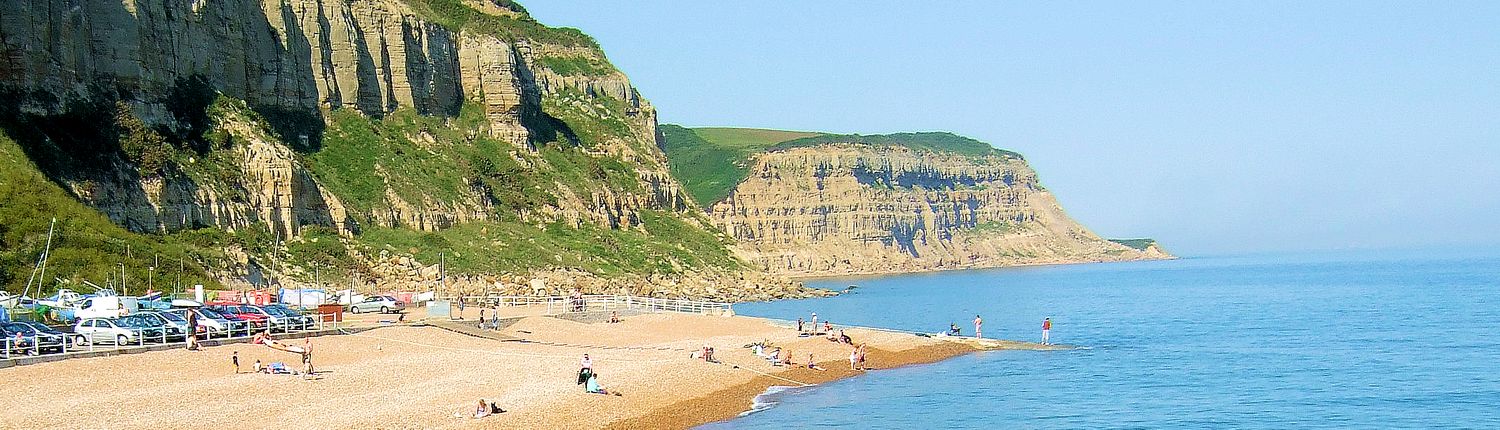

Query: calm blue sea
[[702, 249, 1500, 429]]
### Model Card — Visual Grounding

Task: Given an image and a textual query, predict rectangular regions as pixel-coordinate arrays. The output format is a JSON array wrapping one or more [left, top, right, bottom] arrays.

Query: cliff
[[0, 0, 817, 300], [660, 127, 1173, 277]]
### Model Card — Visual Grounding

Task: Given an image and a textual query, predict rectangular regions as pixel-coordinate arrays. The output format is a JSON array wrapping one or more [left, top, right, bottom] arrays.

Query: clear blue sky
[[526, 1, 1500, 256]]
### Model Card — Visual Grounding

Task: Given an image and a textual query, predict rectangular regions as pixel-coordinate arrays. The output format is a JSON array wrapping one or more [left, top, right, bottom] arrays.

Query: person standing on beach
[[185, 310, 199, 350], [974, 315, 983, 338], [810, 313, 818, 332], [232, 350, 239, 374], [1042, 318, 1052, 345], [797, 318, 804, 332]]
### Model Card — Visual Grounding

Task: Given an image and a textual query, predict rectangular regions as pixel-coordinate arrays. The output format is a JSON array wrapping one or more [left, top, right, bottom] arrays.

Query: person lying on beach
[[767, 348, 783, 365], [585, 372, 622, 396]]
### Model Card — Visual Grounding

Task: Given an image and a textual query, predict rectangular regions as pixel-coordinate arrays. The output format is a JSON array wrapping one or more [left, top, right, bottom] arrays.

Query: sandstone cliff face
[[0, 0, 677, 239], [710, 144, 1168, 276]]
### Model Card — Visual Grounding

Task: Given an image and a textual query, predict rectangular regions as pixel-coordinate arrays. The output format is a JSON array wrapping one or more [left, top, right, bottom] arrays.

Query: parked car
[[1, 321, 73, 354], [348, 296, 405, 314], [207, 305, 271, 333], [129, 313, 187, 342], [221, 305, 297, 332], [74, 317, 162, 345], [263, 305, 315, 330], [165, 308, 233, 337]]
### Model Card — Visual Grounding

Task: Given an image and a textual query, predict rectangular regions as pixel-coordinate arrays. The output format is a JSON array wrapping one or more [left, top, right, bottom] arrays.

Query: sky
[[525, 1, 1500, 256]]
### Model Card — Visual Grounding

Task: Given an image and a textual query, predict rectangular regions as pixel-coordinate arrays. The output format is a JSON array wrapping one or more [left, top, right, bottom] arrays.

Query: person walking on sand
[[1042, 317, 1052, 345], [974, 315, 983, 338], [581, 354, 593, 371], [810, 312, 818, 332], [232, 350, 240, 374]]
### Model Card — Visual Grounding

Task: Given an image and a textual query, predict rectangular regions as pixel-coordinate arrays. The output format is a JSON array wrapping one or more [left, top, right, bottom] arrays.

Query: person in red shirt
[[1042, 317, 1052, 345]]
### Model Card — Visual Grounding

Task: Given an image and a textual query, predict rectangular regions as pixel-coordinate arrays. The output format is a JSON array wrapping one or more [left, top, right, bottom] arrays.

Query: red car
[[206, 304, 271, 333]]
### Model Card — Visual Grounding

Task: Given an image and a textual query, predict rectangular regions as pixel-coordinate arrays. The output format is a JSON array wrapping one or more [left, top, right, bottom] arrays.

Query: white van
[[72, 296, 139, 320]]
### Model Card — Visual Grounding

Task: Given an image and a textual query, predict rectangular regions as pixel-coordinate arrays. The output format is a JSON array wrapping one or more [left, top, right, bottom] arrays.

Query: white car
[[165, 308, 234, 337], [348, 296, 405, 314], [74, 318, 161, 345]]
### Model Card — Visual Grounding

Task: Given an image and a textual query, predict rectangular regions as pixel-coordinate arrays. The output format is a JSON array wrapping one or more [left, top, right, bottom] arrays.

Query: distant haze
[[528, 1, 1500, 256]]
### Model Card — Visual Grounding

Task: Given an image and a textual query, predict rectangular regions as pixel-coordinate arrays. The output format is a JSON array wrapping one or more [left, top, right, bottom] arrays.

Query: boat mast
[[21, 217, 57, 300]]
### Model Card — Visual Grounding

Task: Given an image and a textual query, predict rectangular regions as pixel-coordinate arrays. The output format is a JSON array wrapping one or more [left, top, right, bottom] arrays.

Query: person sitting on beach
[[806, 353, 825, 371], [253, 359, 263, 374], [779, 348, 793, 367], [949, 323, 961, 336], [840, 330, 853, 345], [823, 321, 832, 334], [473, 399, 491, 418], [609, 311, 621, 324], [585, 372, 621, 396]]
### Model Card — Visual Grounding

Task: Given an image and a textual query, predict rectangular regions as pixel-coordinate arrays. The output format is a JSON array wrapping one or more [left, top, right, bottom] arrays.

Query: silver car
[[74, 318, 161, 345], [348, 296, 404, 314]]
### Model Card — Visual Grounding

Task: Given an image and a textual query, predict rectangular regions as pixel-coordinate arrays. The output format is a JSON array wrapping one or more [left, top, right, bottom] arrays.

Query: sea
[[700, 249, 1500, 429]]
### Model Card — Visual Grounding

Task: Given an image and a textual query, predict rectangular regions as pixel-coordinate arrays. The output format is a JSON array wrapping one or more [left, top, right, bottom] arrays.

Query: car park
[[208, 305, 271, 333], [348, 296, 405, 314]]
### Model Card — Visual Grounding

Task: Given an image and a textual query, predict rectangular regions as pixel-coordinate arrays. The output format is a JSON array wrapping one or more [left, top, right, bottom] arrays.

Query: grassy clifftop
[[658, 125, 1018, 208]]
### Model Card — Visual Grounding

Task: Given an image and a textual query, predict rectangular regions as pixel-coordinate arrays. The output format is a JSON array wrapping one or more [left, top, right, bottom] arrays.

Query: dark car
[[130, 313, 188, 342], [1, 324, 43, 355], [117, 315, 177, 343], [263, 304, 315, 330], [2, 321, 77, 354]]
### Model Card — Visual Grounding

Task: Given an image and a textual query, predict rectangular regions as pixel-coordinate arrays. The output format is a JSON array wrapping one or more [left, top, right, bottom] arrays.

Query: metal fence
[[442, 294, 733, 316]]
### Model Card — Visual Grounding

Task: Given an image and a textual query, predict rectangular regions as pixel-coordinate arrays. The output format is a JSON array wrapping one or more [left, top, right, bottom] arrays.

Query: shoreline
[[606, 336, 1061, 429], [785, 254, 1177, 282], [0, 310, 1060, 429]]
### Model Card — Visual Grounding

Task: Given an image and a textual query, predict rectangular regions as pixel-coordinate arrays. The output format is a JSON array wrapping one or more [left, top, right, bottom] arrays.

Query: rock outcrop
[[0, 0, 675, 239], [709, 143, 1171, 276]]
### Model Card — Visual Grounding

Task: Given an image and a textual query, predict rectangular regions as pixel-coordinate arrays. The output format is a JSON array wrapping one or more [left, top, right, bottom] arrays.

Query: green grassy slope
[[1108, 238, 1160, 251], [657, 125, 823, 208], [0, 133, 226, 294], [771, 132, 1020, 158]]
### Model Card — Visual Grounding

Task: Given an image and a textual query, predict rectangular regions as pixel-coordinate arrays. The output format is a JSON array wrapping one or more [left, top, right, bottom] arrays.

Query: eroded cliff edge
[[662, 128, 1174, 277], [0, 0, 815, 301]]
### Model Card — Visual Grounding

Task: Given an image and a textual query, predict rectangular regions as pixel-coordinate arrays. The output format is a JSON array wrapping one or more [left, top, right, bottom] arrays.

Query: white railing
[[441, 294, 733, 316], [1, 312, 344, 361]]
